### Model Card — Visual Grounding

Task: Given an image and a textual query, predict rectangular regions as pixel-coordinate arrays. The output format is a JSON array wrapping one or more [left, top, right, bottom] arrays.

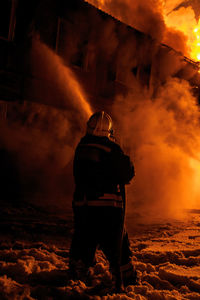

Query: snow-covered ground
[[0, 205, 200, 299]]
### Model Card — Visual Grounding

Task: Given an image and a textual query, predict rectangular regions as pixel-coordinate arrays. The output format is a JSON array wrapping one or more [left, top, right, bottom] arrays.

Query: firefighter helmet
[[87, 111, 113, 138]]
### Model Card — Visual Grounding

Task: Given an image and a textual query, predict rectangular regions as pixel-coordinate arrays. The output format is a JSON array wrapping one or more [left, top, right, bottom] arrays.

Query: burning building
[[1, 0, 200, 216], [1, 0, 200, 109]]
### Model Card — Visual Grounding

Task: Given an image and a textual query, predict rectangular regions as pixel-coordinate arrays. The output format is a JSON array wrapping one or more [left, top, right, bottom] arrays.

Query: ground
[[0, 204, 200, 299]]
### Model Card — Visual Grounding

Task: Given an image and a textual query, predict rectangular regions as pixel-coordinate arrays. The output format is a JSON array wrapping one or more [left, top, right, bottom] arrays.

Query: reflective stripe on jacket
[[73, 135, 134, 209]]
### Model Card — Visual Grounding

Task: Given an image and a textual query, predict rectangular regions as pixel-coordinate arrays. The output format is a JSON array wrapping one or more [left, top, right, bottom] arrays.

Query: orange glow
[[189, 157, 200, 207], [88, 0, 200, 63], [86, 1, 200, 214], [193, 23, 200, 61], [164, 7, 200, 62]]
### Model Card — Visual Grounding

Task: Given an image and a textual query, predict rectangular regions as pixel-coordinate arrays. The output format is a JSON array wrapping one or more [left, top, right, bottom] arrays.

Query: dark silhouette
[[69, 111, 137, 292]]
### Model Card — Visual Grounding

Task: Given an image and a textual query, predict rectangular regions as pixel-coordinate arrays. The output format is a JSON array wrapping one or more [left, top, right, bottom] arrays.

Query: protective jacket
[[73, 134, 134, 208]]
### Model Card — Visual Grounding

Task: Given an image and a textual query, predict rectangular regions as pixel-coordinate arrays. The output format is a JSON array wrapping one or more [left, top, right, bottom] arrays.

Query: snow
[[0, 206, 200, 299]]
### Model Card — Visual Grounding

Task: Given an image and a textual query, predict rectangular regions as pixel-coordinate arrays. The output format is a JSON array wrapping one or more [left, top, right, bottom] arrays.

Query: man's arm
[[107, 143, 135, 185]]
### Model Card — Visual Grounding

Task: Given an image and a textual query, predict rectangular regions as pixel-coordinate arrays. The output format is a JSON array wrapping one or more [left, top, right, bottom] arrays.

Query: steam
[[112, 78, 200, 219], [0, 103, 75, 208], [0, 37, 93, 210]]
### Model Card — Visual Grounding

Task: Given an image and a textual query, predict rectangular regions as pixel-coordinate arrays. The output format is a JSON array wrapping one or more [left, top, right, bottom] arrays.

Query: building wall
[[0, 0, 199, 110]]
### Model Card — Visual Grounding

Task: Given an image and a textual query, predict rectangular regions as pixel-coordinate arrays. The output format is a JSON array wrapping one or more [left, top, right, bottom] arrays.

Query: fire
[[192, 21, 200, 61], [88, 0, 200, 63], [164, 6, 200, 62]]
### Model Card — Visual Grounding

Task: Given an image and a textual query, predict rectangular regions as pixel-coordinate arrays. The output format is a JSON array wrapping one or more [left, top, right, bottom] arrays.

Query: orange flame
[[164, 6, 200, 62], [192, 22, 200, 61]]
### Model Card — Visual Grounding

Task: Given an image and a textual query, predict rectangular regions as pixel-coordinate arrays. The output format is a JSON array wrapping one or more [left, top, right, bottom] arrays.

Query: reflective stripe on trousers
[[120, 262, 134, 279], [120, 262, 133, 273], [73, 193, 123, 208], [74, 200, 123, 208]]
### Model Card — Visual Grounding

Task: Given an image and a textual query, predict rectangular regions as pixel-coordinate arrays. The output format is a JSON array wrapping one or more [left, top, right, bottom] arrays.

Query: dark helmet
[[86, 111, 113, 138]]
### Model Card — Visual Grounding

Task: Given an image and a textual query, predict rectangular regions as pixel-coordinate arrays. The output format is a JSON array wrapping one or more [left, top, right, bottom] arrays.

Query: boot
[[113, 272, 125, 293], [123, 269, 138, 287]]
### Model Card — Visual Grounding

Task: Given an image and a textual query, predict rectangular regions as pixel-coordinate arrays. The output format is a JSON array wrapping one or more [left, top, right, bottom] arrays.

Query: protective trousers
[[69, 206, 135, 287]]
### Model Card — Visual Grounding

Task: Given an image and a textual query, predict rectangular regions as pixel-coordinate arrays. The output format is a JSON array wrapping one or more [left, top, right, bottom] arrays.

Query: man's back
[[73, 134, 134, 203]]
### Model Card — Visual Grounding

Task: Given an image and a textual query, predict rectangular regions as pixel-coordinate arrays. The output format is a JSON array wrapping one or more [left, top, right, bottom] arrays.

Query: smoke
[[2, 1, 200, 223], [0, 102, 75, 209], [86, 0, 188, 55], [0, 36, 93, 211], [112, 78, 200, 220], [85, 0, 200, 221], [87, 0, 164, 39]]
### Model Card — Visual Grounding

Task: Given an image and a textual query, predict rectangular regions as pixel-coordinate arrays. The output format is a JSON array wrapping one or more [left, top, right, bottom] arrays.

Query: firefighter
[[69, 111, 137, 292]]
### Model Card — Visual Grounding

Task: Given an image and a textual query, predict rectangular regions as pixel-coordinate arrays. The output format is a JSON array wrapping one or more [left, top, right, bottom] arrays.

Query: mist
[[0, 37, 92, 211], [112, 78, 200, 220]]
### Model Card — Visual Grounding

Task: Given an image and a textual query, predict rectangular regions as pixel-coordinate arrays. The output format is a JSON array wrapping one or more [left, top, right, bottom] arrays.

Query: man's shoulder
[[78, 135, 123, 152]]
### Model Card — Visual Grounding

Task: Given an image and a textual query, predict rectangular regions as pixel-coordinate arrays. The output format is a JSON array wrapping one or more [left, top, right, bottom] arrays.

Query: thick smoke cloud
[[2, 1, 200, 222], [86, 0, 188, 55], [85, 0, 200, 221], [112, 78, 200, 220], [87, 0, 164, 39]]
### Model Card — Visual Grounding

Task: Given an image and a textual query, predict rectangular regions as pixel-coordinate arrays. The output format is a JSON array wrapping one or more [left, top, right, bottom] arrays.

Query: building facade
[[0, 0, 200, 115]]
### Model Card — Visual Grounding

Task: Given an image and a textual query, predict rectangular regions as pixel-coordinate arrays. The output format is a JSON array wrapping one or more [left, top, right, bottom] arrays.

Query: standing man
[[69, 111, 137, 292]]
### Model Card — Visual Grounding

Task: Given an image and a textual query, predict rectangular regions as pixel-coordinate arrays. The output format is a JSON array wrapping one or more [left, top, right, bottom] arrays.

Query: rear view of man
[[69, 111, 137, 292]]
